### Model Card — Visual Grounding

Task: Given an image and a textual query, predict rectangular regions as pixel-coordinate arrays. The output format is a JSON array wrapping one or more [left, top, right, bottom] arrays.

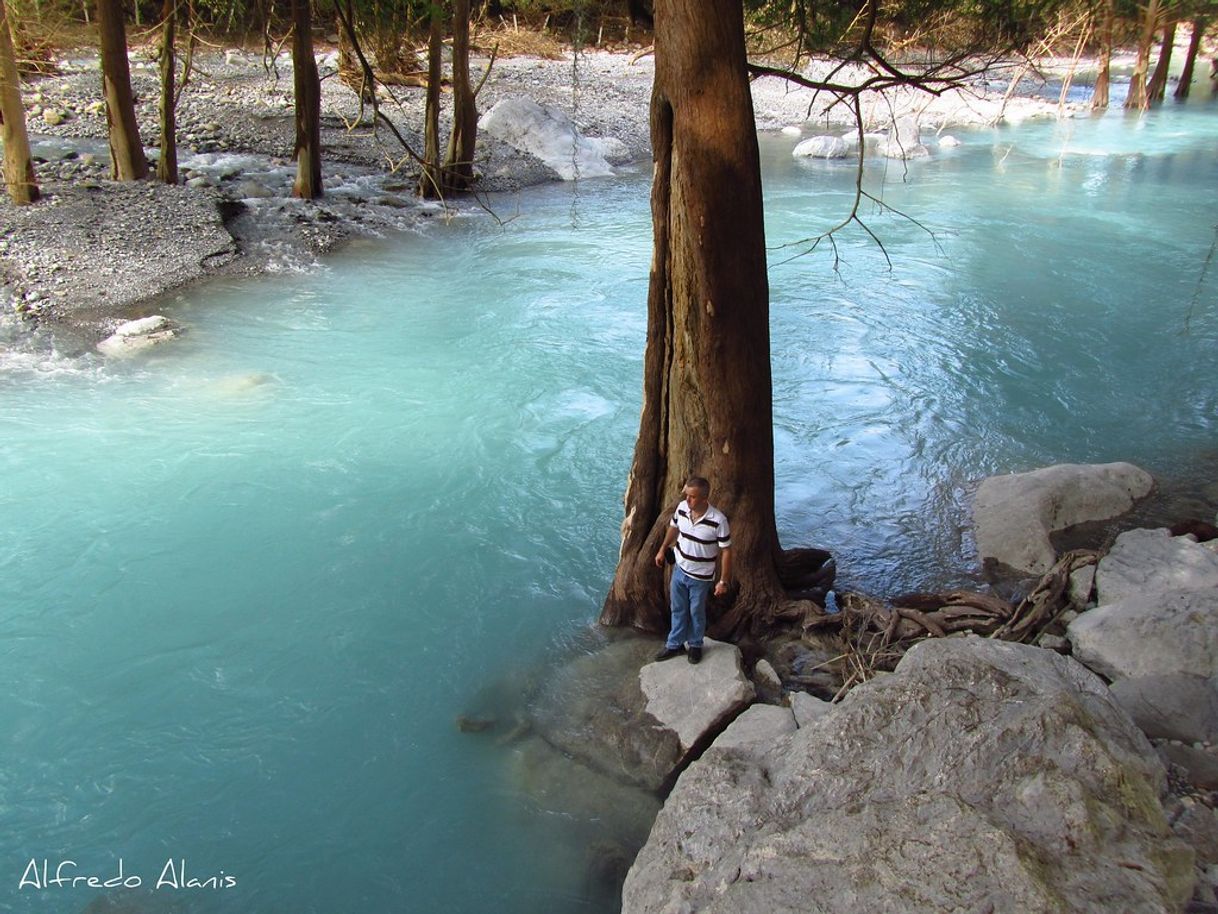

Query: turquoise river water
[[3, 101, 1218, 914]]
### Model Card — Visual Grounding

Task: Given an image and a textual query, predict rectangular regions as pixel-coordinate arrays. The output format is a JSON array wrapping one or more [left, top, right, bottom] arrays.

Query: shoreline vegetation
[[0, 28, 1178, 352]]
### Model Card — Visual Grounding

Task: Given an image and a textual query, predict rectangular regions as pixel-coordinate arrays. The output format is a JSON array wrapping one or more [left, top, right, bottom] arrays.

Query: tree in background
[[291, 0, 322, 198], [1146, 12, 1176, 100], [156, 0, 195, 184], [1125, 0, 1162, 108], [1174, 16, 1208, 97], [98, 0, 148, 179], [1092, 0, 1115, 107], [418, 0, 444, 196], [440, 0, 476, 192], [0, 0, 38, 204]]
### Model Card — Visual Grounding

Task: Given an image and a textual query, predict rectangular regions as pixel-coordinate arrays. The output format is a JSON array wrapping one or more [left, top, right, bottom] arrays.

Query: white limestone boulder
[[1096, 527, 1218, 605], [623, 637, 1193, 914], [973, 462, 1155, 575], [1109, 673, 1218, 744], [96, 315, 177, 357], [878, 115, 930, 159], [789, 690, 832, 726], [792, 135, 851, 159], [478, 95, 629, 181], [639, 638, 755, 756], [1068, 587, 1218, 681]]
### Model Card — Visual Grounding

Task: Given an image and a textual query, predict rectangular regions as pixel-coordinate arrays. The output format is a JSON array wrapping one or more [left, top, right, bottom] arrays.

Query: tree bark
[[156, 0, 178, 184], [599, 0, 789, 639], [418, 2, 443, 198], [1091, 0, 1113, 109], [98, 0, 149, 180], [440, 0, 476, 193], [1147, 18, 1176, 102], [0, 0, 38, 204], [1125, 0, 1160, 110], [291, 0, 322, 198], [1175, 18, 1206, 99]]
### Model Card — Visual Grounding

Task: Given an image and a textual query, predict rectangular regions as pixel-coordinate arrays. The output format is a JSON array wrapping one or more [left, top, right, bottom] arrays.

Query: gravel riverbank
[[0, 43, 1077, 352]]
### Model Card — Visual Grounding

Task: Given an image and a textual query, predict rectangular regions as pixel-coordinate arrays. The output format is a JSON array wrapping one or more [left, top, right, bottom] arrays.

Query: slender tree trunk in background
[[291, 0, 322, 198], [1092, 0, 1113, 109], [1147, 18, 1176, 102], [156, 0, 178, 184], [418, 3, 443, 198], [600, 0, 798, 640], [0, 0, 39, 204], [98, 0, 149, 179], [1125, 0, 1161, 110], [1175, 19, 1206, 98], [441, 0, 476, 193]]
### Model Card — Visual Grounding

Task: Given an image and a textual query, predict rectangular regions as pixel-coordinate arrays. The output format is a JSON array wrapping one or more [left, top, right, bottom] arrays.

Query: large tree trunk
[[440, 0, 476, 193], [98, 0, 149, 180], [156, 0, 178, 184], [600, 0, 792, 639], [0, 0, 39, 204], [1092, 0, 1113, 109], [418, 2, 443, 198], [1147, 18, 1176, 102], [291, 0, 322, 198], [1175, 18, 1205, 99], [1125, 0, 1161, 110]]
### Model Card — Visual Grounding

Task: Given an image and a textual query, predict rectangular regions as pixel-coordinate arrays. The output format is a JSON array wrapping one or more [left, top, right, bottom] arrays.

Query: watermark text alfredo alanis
[[20, 858, 236, 891]]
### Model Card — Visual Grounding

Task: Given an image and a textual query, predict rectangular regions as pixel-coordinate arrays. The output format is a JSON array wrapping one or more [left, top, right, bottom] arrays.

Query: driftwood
[[808, 549, 1100, 696]]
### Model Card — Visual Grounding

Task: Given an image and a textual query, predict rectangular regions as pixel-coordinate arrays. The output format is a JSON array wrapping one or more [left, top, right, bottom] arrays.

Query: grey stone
[[1037, 632, 1069, 652], [42, 108, 66, 126], [939, 134, 963, 147], [789, 690, 832, 727], [1160, 743, 1218, 791], [1110, 674, 1218, 743], [235, 180, 273, 199], [1069, 563, 1097, 606], [792, 135, 851, 158], [1171, 801, 1218, 866], [974, 462, 1154, 575], [1097, 528, 1218, 605], [623, 637, 1193, 914], [709, 704, 796, 755], [1068, 588, 1218, 681], [639, 638, 755, 754], [753, 658, 782, 702]]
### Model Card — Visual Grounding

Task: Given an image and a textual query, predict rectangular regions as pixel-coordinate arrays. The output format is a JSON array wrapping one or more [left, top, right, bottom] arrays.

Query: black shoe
[[654, 646, 684, 662], [687, 647, 703, 664]]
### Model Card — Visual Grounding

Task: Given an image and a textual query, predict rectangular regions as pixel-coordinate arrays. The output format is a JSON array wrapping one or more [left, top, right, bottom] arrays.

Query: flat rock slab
[[1160, 743, 1218, 791], [1069, 587, 1218, 681], [709, 704, 796, 756], [624, 637, 1193, 914], [1096, 527, 1218, 605], [639, 638, 755, 753], [974, 462, 1154, 575]]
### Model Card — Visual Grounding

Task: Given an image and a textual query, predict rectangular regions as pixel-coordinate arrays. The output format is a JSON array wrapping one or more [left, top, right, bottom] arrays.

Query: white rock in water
[[792, 135, 851, 159], [780, 125, 802, 136], [97, 316, 177, 357], [639, 638, 755, 753], [939, 135, 962, 147], [879, 115, 930, 159], [478, 96, 628, 181], [187, 176, 212, 189], [42, 109, 66, 126]]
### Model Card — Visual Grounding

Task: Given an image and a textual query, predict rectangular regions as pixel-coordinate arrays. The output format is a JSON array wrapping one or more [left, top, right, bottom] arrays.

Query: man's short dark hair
[[685, 476, 710, 496]]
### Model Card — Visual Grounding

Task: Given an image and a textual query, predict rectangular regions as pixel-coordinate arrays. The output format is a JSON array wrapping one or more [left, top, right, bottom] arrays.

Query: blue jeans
[[666, 564, 712, 650]]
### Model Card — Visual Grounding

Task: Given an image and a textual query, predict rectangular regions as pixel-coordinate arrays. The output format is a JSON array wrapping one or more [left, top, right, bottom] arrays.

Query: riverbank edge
[[0, 44, 1108, 354]]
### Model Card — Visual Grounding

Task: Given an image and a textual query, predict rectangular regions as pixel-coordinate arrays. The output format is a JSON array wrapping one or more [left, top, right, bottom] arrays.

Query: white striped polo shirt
[[671, 501, 732, 580]]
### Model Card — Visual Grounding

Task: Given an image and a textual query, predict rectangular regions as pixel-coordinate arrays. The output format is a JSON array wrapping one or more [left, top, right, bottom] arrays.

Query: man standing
[[653, 476, 732, 664]]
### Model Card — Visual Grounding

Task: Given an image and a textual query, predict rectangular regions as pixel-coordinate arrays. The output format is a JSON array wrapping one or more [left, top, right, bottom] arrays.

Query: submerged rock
[[973, 461, 1155, 575], [878, 115, 930, 159], [623, 637, 1193, 914]]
